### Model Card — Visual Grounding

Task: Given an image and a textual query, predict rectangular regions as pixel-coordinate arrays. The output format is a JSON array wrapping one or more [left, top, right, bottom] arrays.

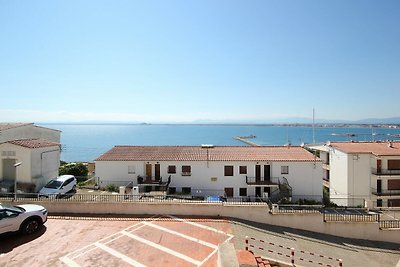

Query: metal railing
[[323, 211, 380, 222], [371, 189, 400, 196], [271, 204, 323, 214], [245, 176, 280, 186], [371, 168, 400, 176], [0, 193, 268, 206]]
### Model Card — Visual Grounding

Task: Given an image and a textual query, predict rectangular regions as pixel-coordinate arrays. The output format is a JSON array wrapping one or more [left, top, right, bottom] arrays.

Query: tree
[[59, 163, 88, 177]]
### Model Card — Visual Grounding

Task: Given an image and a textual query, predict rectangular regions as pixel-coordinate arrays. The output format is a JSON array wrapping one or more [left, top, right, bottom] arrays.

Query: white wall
[[0, 143, 60, 191], [31, 146, 60, 190], [329, 149, 350, 206], [95, 160, 323, 200], [0, 143, 32, 183], [12, 200, 399, 244]]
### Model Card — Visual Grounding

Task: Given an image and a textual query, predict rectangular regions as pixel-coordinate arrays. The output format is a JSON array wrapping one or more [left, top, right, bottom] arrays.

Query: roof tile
[[96, 146, 319, 162]]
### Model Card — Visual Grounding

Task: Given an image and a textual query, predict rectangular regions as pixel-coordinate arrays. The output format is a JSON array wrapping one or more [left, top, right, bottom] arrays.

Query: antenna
[[312, 108, 315, 143]]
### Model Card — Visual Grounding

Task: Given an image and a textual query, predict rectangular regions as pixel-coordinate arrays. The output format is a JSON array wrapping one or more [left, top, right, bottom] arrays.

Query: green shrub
[[105, 184, 119, 192]]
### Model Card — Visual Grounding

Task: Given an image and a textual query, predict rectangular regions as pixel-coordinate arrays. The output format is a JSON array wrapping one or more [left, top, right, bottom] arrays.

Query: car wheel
[[21, 218, 42, 234], [72, 185, 76, 191]]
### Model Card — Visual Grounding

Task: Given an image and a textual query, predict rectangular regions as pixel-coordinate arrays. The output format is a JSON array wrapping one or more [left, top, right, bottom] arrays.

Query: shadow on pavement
[[0, 226, 47, 254]]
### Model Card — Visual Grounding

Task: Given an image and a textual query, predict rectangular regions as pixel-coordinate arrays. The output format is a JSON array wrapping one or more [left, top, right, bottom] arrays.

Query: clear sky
[[1, 0, 399, 123]]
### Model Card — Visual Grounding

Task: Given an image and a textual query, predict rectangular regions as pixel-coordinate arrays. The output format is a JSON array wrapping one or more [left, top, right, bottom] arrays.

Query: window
[[239, 188, 247, 197], [224, 166, 234, 176], [168, 165, 176, 174], [182, 187, 191, 194], [182, 166, 191, 176], [224, 187, 234, 197], [239, 166, 247, 174], [388, 160, 400, 170], [168, 187, 176, 194], [128, 165, 136, 174], [281, 166, 289, 174]]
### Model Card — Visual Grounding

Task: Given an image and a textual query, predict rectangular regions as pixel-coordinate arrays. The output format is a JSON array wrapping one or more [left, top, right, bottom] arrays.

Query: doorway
[[155, 164, 160, 181], [264, 165, 271, 181], [146, 164, 152, 179], [2, 159, 16, 181], [255, 165, 261, 182], [255, 187, 261, 197]]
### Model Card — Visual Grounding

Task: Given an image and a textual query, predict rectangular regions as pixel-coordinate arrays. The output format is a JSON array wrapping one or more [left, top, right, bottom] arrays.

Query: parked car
[[39, 175, 77, 197], [206, 196, 227, 202], [0, 203, 48, 235]]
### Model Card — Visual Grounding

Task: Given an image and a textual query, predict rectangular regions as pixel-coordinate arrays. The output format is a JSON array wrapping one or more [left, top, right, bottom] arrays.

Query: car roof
[[56, 175, 75, 182]]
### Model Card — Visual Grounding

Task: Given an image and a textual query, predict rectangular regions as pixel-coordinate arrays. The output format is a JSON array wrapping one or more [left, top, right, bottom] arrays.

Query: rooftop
[[96, 145, 319, 162], [0, 123, 33, 131], [330, 141, 400, 156], [6, 139, 60, 149]]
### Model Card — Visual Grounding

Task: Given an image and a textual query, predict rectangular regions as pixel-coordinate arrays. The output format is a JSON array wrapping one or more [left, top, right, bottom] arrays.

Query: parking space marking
[[166, 215, 233, 237], [142, 221, 218, 249], [95, 242, 146, 267], [59, 256, 82, 267], [121, 230, 201, 265], [59, 216, 233, 267]]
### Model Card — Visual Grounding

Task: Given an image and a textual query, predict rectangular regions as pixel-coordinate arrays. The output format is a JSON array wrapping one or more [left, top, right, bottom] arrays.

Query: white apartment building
[[0, 123, 61, 193], [95, 145, 323, 201], [309, 141, 400, 208]]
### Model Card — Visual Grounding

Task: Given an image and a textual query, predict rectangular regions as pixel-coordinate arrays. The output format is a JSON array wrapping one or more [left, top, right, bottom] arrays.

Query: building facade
[[95, 145, 323, 201], [309, 141, 400, 208], [0, 123, 61, 193]]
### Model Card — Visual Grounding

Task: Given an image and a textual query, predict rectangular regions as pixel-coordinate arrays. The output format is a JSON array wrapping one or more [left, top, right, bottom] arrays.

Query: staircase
[[268, 177, 292, 204]]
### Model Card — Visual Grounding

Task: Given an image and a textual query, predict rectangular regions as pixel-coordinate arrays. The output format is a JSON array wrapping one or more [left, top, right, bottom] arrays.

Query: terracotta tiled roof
[[330, 141, 400, 156], [7, 139, 60, 149], [0, 123, 33, 131], [96, 146, 319, 162]]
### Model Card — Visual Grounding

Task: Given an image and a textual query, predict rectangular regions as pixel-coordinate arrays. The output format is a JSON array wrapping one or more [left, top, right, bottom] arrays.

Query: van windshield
[[44, 180, 62, 189]]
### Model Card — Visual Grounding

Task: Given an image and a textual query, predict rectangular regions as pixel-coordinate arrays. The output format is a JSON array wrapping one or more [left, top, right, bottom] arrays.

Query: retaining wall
[[11, 200, 400, 244]]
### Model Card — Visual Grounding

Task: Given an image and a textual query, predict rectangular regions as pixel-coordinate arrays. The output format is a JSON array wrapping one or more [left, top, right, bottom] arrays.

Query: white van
[[39, 175, 77, 197]]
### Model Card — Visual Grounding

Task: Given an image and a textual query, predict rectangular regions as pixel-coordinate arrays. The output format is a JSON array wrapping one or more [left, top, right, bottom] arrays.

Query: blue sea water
[[40, 124, 400, 162]]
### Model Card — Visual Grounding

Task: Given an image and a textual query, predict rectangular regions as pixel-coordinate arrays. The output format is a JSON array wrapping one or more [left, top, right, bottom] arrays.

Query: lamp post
[[13, 162, 22, 201]]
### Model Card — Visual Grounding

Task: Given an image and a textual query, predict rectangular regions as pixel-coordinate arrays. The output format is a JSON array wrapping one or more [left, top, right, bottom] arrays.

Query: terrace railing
[[323, 210, 380, 223], [371, 168, 400, 176], [371, 189, 400, 196]]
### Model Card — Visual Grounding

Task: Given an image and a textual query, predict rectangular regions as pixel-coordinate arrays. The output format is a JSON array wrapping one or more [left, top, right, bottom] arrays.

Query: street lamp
[[14, 162, 22, 201]]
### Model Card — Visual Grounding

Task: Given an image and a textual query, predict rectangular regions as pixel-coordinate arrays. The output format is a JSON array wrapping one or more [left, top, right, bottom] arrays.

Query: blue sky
[[1, 0, 399, 123]]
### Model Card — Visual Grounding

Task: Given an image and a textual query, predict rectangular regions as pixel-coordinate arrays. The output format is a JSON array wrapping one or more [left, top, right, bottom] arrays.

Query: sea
[[39, 124, 400, 163]]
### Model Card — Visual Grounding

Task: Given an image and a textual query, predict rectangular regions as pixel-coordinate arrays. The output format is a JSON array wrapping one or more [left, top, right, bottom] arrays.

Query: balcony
[[371, 168, 400, 176], [371, 189, 400, 196], [245, 176, 280, 186], [137, 175, 171, 187]]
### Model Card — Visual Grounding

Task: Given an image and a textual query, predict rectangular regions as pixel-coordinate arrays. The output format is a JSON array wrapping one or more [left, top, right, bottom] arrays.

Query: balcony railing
[[371, 168, 400, 176], [245, 176, 280, 186], [371, 189, 400, 196]]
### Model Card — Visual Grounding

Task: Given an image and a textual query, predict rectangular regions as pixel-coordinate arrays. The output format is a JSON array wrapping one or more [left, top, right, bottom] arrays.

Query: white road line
[[142, 221, 218, 249], [63, 216, 158, 260], [59, 256, 81, 267], [166, 215, 233, 237], [121, 230, 201, 266], [95, 242, 146, 267], [198, 234, 235, 266]]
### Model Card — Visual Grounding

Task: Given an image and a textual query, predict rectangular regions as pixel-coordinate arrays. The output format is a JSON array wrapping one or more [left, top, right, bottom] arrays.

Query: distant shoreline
[[38, 122, 400, 128]]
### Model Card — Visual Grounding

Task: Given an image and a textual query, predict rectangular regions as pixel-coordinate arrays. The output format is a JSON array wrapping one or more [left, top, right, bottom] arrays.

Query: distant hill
[[354, 117, 400, 124]]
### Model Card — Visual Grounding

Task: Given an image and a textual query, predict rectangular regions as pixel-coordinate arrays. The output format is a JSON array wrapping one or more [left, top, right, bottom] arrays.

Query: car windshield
[[1, 204, 24, 212], [44, 180, 63, 189]]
